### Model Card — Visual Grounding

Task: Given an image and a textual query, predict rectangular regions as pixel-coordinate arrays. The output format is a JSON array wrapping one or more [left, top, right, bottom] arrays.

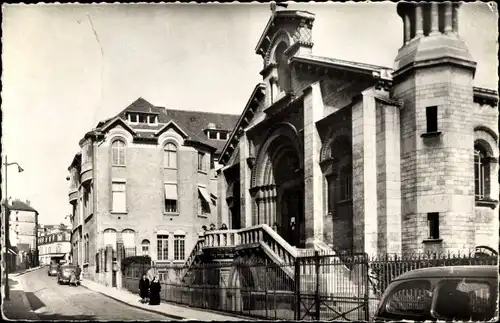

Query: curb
[[80, 283, 255, 321], [79, 284, 186, 320]]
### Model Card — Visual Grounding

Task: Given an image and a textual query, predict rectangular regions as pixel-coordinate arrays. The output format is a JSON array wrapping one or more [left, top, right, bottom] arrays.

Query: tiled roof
[[100, 98, 240, 154], [9, 200, 38, 213], [163, 109, 240, 154]]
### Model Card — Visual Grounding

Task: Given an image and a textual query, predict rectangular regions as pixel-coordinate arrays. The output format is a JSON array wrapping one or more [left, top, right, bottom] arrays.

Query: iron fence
[[121, 251, 497, 321]]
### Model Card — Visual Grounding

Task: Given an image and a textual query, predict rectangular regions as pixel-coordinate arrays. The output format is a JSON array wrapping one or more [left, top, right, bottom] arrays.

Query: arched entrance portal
[[252, 124, 305, 248]]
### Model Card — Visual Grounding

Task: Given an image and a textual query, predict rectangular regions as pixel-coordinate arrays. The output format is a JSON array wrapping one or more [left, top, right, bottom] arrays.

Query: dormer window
[[206, 129, 229, 141], [127, 113, 158, 125]]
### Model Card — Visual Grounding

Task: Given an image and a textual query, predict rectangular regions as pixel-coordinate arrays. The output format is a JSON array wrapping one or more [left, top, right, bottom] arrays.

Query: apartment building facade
[[38, 228, 71, 265], [67, 98, 238, 285], [216, 3, 498, 258]]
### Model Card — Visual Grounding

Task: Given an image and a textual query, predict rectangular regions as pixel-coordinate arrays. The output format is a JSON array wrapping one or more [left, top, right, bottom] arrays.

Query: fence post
[[363, 253, 370, 321], [294, 257, 301, 320], [315, 251, 320, 321]]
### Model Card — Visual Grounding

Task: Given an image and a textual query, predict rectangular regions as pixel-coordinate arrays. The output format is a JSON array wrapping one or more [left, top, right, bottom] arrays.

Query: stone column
[[352, 92, 378, 256], [270, 186, 277, 227], [239, 132, 252, 227], [444, 2, 453, 34], [303, 82, 324, 248], [263, 188, 269, 225], [452, 3, 459, 34], [403, 13, 411, 44], [430, 2, 439, 35], [415, 4, 423, 37]]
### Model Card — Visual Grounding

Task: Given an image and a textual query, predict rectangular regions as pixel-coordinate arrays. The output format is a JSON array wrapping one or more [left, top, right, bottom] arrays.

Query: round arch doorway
[[273, 147, 305, 248], [254, 132, 305, 248]]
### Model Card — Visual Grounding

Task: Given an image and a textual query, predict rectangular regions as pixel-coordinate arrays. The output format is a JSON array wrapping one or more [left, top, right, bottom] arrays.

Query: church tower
[[391, 2, 477, 253]]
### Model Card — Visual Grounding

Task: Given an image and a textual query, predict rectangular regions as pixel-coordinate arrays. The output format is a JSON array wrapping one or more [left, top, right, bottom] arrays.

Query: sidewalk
[[2, 275, 39, 320], [10, 266, 43, 277], [80, 279, 253, 321]]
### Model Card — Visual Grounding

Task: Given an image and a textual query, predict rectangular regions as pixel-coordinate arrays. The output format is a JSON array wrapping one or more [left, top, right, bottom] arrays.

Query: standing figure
[[149, 276, 161, 305], [209, 223, 216, 231], [138, 274, 150, 303]]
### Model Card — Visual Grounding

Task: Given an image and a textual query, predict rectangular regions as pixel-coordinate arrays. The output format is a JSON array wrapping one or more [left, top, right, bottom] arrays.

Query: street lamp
[[3, 155, 24, 300]]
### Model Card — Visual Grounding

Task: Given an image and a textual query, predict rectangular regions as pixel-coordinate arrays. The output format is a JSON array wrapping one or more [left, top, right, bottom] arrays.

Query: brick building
[[217, 3, 498, 257], [67, 97, 238, 285]]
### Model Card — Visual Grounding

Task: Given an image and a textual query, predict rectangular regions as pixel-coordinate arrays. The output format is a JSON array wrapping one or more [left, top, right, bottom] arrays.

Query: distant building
[[38, 228, 71, 265], [5, 199, 39, 270], [67, 98, 238, 286]]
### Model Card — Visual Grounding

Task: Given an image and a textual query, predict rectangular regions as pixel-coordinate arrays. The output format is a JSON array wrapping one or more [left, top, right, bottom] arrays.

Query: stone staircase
[[181, 224, 360, 298]]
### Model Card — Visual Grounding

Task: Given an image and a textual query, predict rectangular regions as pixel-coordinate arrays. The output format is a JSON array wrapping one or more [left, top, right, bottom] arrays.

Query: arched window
[[141, 239, 150, 256], [474, 144, 490, 200], [111, 139, 126, 166], [121, 229, 136, 257], [164, 142, 178, 169], [103, 229, 117, 250]]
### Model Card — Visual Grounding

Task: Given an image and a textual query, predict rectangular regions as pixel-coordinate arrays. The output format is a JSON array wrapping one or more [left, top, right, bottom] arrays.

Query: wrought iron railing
[[123, 251, 497, 321]]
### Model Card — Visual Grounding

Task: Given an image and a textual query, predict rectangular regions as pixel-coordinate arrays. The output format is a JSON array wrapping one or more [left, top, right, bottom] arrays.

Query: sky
[[2, 2, 498, 226]]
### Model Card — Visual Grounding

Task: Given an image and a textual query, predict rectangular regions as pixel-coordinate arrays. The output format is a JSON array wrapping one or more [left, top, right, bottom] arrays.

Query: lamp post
[[3, 155, 24, 300]]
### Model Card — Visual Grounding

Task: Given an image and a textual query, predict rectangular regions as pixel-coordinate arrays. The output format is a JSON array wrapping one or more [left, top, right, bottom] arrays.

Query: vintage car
[[57, 264, 77, 285], [47, 263, 58, 276], [373, 265, 498, 321]]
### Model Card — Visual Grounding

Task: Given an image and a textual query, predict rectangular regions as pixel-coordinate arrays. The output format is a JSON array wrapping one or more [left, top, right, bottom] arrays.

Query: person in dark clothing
[[220, 223, 228, 230], [149, 276, 161, 305], [76, 265, 82, 283], [138, 274, 150, 303], [209, 223, 216, 231], [202, 225, 208, 232]]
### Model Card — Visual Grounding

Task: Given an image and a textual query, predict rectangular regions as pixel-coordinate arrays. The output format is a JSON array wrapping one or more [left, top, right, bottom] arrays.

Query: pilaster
[[303, 82, 324, 247], [217, 170, 229, 228], [352, 91, 378, 255], [239, 132, 252, 228], [376, 101, 402, 255]]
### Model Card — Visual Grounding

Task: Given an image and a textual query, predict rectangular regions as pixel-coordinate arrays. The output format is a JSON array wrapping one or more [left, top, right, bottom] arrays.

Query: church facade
[[217, 2, 498, 257]]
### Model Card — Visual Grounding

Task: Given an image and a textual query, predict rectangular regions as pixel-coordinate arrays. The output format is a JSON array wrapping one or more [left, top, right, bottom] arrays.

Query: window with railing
[[112, 182, 127, 213], [141, 239, 150, 256], [122, 229, 136, 257], [157, 235, 169, 261], [174, 235, 185, 261]]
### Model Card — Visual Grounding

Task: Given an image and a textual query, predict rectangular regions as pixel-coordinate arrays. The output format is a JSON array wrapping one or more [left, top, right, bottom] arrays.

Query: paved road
[[16, 267, 171, 320]]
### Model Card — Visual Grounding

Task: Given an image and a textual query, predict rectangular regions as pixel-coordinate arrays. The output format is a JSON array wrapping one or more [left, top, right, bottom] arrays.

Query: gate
[[294, 251, 369, 321]]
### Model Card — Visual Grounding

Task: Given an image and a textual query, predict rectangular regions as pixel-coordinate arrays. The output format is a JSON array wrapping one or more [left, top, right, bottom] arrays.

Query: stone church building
[[217, 2, 498, 257]]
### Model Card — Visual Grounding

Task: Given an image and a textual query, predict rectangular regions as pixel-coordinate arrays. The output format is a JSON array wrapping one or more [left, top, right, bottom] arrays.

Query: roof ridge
[[302, 53, 393, 71], [165, 108, 240, 117]]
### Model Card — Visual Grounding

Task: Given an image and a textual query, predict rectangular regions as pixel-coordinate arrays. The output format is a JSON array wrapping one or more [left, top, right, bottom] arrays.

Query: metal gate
[[294, 252, 369, 321]]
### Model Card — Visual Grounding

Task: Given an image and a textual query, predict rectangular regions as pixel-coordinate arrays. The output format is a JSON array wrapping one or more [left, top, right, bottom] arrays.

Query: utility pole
[[4, 155, 10, 300], [3, 155, 25, 300]]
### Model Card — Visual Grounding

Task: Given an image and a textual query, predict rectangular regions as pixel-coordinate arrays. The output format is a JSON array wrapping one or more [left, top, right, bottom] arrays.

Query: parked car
[[57, 264, 77, 285], [47, 263, 58, 276], [373, 265, 498, 321]]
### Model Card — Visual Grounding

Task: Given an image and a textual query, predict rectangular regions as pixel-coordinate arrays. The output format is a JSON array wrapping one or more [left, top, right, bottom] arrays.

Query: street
[[9, 267, 171, 320]]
